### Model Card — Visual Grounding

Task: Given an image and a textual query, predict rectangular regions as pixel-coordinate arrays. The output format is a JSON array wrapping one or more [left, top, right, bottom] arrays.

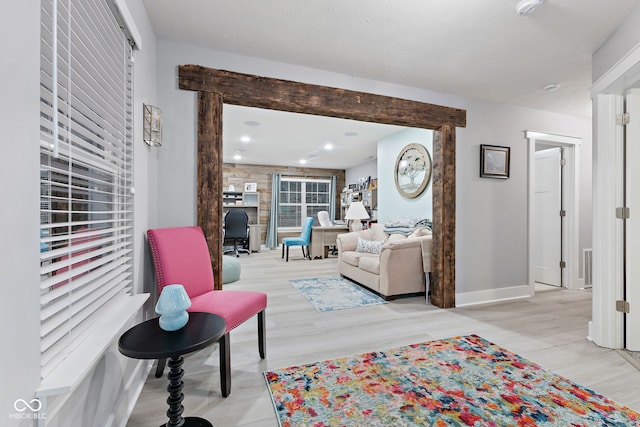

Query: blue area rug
[[289, 277, 387, 312]]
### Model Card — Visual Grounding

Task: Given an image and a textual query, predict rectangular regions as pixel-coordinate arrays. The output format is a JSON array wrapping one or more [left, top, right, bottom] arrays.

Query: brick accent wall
[[223, 163, 346, 245]]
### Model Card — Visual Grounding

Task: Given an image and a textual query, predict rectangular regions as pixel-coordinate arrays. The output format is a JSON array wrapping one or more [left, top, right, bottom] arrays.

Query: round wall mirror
[[394, 143, 432, 199]]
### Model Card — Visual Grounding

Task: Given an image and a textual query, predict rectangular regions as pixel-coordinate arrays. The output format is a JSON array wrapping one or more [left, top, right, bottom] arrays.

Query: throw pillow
[[356, 237, 383, 254]]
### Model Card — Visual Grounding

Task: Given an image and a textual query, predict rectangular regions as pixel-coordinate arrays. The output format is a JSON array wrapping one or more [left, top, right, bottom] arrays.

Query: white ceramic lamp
[[345, 201, 370, 231]]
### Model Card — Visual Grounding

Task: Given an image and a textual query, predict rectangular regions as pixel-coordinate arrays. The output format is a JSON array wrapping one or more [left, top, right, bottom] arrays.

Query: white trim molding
[[589, 94, 625, 349], [455, 285, 531, 307], [591, 41, 640, 97]]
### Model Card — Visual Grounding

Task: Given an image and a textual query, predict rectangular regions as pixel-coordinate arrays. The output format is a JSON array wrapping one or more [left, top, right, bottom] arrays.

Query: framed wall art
[[480, 144, 510, 179], [394, 143, 432, 199]]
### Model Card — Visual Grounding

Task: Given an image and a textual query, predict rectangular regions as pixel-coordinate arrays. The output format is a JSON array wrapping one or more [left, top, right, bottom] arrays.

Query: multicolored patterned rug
[[289, 277, 387, 312], [264, 334, 639, 426]]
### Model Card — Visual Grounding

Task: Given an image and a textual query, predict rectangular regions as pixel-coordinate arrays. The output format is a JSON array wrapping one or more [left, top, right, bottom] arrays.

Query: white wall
[[592, 5, 640, 83], [2, 2, 159, 425], [156, 39, 592, 300], [1, 2, 41, 425], [377, 129, 433, 225], [345, 159, 377, 187]]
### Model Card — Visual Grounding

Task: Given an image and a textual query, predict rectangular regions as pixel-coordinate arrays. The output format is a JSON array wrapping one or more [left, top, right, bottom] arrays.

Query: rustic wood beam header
[[179, 64, 466, 130]]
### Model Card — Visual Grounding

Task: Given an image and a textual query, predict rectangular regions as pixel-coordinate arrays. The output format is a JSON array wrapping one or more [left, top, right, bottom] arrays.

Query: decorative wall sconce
[[143, 103, 162, 146]]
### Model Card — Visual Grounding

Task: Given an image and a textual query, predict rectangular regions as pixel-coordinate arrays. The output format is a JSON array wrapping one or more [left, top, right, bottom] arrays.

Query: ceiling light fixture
[[233, 153, 242, 161], [515, 0, 543, 16], [344, 131, 358, 137], [244, 121, 260, 127], [544, 83, 560, 92], [299, 159, 307, 165], [324, 143, 334, 150], [240, 136, 251, 143]]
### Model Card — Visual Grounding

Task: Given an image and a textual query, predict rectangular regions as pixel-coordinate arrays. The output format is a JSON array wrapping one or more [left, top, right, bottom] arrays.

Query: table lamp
[[345, 201, 370, 231], [155, 284, 192, 331]]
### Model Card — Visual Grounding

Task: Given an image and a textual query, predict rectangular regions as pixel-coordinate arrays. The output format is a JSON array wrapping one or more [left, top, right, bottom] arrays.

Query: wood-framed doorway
[[178, 64, 466, 308]]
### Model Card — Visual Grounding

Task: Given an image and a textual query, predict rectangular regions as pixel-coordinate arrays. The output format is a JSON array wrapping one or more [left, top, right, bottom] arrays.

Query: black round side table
[[119, 312, 226, 427]]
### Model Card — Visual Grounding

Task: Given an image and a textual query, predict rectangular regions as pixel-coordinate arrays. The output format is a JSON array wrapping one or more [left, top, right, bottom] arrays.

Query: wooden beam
[[430, 124, 456, 308], [181, 64, 465, 307], [179, 65, 466, 130], [197, 91, 224, 290]]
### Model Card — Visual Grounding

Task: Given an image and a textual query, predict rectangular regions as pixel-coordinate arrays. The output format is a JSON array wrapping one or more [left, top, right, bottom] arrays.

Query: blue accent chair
[[281, 217, 314, 261]]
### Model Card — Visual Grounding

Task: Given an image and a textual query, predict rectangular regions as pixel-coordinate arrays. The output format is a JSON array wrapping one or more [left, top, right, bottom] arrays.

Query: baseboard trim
[[455, 285, 532, 307]]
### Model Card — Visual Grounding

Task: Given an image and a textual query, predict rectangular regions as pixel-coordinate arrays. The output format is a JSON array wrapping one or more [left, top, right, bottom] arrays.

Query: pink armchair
[[147, 226, 267, 397]]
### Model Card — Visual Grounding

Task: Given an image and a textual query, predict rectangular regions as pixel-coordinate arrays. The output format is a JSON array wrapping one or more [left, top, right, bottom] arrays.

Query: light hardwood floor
[[126, 249, 640, 426]]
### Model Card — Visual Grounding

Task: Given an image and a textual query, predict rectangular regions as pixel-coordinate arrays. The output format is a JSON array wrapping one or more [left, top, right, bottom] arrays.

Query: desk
[[119, 312, 226, 427], [310, 225, 349, 259]]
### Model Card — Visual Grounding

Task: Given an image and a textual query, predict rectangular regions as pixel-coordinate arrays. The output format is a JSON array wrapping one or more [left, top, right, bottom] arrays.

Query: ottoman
[[222, 255, 242, 284]]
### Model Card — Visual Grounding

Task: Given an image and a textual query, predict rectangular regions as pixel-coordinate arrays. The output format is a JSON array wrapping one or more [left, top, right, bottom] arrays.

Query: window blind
[[39, 0, 134, 378]]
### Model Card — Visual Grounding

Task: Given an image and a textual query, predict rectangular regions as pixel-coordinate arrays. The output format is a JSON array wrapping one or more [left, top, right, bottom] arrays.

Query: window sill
[[36, 293, 149, 398]]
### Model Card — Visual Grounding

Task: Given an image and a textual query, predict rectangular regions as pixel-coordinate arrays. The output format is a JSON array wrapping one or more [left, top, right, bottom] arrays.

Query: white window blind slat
[[41, 269, 131, 336], [40, 287, 131, 377], [40, 0, 134, 379], [40, 248, 132, 291], [40, 268, 131, 325], [40, 230, 130, 261], [40, 240, 131, 275]]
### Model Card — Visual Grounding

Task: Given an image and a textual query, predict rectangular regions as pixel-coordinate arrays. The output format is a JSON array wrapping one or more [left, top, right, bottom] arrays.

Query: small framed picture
[[480, 144, 510, 179], [244, 182, 257, 192]]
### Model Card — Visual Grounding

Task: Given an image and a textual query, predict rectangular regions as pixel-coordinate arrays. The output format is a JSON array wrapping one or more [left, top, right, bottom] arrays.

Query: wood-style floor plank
[[126, 249, 640, 426]]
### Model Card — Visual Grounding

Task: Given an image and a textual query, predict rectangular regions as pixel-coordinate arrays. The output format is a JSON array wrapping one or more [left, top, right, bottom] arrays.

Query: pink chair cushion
[[147, 226, 214, 297], [189, 290, 267, 333]]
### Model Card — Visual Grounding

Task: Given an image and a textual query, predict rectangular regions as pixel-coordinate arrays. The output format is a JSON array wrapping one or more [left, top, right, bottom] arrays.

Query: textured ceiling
[[144, 0, 639, 168]]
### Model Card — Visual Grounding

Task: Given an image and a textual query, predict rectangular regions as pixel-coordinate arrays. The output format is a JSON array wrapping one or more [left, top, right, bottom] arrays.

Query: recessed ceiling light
[[324, 143, 334, 150], [544, 83, 560, 92], [244, 121, 260, 127], [344, 131, 358, 137], [240, 135, 251, 143], [299, 159, 307, 165], [233, 153, 242, 161], [515, 0, 543, 16]]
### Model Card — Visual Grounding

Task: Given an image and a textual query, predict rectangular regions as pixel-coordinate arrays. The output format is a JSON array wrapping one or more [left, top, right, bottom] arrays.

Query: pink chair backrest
[[147, 226, 215, 298]]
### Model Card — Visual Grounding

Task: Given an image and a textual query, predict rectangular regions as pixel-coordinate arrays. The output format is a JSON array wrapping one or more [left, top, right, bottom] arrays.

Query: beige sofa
[[336, 223, 431, 299]]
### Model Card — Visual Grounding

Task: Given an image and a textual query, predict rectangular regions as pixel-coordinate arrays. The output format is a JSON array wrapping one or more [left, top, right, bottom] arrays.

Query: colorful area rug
[[289, 277, 387, 312], [264, 334, 639, 426]]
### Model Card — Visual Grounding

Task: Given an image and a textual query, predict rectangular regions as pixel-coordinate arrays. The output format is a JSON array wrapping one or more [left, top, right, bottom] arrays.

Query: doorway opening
[[525, 131, 582, 294]]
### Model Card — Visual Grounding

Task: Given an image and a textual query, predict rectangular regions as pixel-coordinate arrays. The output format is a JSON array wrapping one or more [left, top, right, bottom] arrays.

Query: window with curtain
[[278, 178, 330, 228], [39, 0, 134, 378]]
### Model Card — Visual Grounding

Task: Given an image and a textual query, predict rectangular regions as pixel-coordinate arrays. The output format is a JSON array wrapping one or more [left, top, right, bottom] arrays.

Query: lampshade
[[345, 201, 370, 220], [345, 201, 370, 231], [155, 284, 191, 331]]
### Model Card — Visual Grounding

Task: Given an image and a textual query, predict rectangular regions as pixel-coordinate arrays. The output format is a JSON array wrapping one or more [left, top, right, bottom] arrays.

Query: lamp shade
[[155, 284, 192, 331], [345, 201, 370, 220]]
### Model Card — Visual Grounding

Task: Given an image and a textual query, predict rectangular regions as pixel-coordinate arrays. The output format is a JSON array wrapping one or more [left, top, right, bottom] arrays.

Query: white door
[[626, 89, 640, 350], [534, 147, 562, 286]]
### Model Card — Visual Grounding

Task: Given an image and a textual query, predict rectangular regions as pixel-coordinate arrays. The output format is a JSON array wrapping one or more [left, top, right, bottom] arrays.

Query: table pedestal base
[[162, 417, 212, 427], [163, 356, 213, 427]]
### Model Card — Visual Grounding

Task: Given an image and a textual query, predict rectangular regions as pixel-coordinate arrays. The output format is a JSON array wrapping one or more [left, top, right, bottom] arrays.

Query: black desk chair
[[224, 210, 250, 257]]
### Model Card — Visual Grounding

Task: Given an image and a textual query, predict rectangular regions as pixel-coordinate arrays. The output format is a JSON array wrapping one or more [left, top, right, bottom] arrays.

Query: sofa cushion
[[341, 251, 361, 267], [356, 237, 384, 254], [386, 233, 407, 243], [358, 255, 380, 275], [370, 224, 388, 242]]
